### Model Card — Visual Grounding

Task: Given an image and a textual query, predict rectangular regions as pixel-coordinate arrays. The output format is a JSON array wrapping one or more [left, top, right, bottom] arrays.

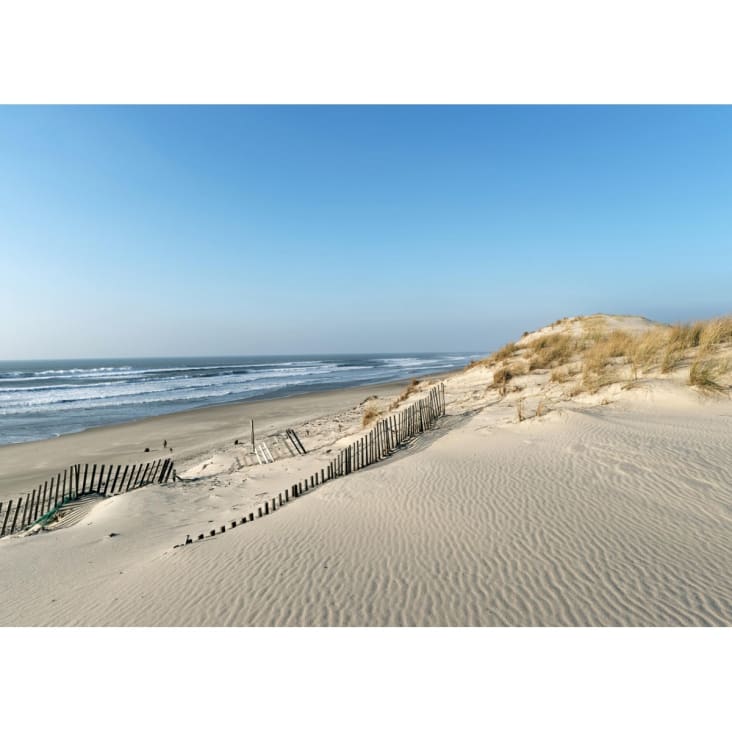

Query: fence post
[[11, 498, 23, 534], [117, 465, 129, 494], [30, 488, 38, 523], [97, 464, 106, 493], [126, 464, 138, 491], [0, 499, 12, 537], [21, 493, 31, 528], [108, 465, 120, 495], [103, 464, 113, 494]]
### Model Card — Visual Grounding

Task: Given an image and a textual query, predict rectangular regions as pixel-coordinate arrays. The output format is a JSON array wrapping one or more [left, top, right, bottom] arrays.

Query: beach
[[1, 315, 731, 626], [0, 378, 415, 499]]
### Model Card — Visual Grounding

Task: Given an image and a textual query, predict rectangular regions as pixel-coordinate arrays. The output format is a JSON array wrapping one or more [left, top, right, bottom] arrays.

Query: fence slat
[[126, 464, 138, 491], [30, 488, 39, 523], [11, 498, 23, 534], [117, 465, 128, 494], [1, 499, 12, 537], [21, 492, 31, 527], [97, 464, 107, 493]]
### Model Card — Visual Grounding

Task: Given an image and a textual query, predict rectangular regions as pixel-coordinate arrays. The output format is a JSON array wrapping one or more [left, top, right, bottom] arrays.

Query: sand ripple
[[5, 401, 728, 626]]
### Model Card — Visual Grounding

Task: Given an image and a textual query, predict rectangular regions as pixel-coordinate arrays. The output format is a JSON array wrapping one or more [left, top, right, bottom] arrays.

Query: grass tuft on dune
[[470, 313, 732, 400]]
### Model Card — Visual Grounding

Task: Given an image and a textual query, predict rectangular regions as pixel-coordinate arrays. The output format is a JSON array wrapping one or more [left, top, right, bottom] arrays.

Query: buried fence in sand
[[0, 457, 176, 538], [0, 383, 446, 544], [177, 382, 446, 548]]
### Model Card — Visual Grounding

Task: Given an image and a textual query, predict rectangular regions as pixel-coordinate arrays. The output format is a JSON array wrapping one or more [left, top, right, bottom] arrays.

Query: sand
[[0, 379, 411, 499], [1, 316, 730, 626]]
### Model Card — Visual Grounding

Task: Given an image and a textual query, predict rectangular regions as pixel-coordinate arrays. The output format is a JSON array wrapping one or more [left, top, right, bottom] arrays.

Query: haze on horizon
[[2, 105, 730, 360]]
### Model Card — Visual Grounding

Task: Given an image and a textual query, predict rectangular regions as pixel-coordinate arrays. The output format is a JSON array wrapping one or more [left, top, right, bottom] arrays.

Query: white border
[[1, 1, 731, 102], [1, 2, 729, 728], [0, 628, 729, 730]]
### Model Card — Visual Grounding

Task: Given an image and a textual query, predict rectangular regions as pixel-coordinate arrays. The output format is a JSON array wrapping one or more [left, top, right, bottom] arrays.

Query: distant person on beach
[[163, 439, 167, 449]]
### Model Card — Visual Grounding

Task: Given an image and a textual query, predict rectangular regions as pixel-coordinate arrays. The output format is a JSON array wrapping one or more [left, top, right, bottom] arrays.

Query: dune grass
[[476, 313, 732, 399], [493, 341, 519, 362], [528, 333, 575, 370], [688, 357, 728, 394], [390, 379, 421, 410], [362, 404, 383, 427]]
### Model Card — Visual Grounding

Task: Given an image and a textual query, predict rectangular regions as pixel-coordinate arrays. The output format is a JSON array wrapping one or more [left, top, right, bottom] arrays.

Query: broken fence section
[[0, 458, 175, 538]]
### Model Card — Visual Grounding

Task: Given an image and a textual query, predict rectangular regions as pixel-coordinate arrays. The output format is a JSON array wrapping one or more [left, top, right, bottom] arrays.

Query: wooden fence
[[180, 383, 446, 546], [0, 457, 175, 538]]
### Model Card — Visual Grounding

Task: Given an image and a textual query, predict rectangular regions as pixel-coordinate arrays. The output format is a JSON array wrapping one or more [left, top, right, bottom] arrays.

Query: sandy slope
[[1, 315, 730, 626], [1, 386, 730, 626]]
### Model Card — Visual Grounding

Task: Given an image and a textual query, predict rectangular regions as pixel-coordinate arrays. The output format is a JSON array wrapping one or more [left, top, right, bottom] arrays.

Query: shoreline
[[0, 368, 460, 499]]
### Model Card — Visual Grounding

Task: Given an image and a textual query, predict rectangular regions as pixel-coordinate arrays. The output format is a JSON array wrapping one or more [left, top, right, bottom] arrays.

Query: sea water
[[0, 352, 480, 445]]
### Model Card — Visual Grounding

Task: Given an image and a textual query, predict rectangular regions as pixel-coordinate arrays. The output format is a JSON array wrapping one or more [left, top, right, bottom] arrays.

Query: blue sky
[[1, 105, 730, 358]]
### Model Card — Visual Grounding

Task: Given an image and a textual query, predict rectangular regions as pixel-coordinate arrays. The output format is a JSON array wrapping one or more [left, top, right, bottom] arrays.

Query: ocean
[[0, 352, 480, 445]]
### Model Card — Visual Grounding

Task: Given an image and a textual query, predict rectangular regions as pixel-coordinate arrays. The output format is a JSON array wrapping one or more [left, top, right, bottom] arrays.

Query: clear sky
[[1, 105, 730, 359]]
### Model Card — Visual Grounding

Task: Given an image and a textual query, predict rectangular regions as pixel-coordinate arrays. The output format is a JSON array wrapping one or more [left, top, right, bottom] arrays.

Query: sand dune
[[1, 315, 730, 626]]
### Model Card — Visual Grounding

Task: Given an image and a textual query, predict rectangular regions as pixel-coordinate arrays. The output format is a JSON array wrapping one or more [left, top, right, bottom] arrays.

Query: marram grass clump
[[390, 379, 421, 409], [688, 357, 728, 394], [362, 404, 383, 427], [478, 313, 732, 399]]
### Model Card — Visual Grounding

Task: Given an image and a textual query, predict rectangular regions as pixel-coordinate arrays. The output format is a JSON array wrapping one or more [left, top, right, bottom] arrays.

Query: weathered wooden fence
[[0, 457, 175, 538], [180, 383, 446, 546]]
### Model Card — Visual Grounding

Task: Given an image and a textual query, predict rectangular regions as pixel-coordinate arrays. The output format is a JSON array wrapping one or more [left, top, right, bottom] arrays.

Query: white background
[[1, 2, 730, 729]]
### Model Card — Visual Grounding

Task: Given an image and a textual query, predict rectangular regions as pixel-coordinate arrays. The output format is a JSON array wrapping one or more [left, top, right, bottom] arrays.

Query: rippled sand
[[2, 389, 730, 626]]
